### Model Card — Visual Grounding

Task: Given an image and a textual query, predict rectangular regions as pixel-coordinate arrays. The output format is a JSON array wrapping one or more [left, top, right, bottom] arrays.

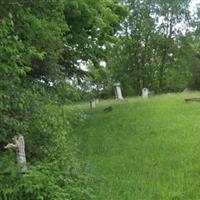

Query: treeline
[[86, 0, 200, 96]]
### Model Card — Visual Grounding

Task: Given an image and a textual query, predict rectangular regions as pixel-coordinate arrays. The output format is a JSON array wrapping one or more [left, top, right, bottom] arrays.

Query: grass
[[74, 93, 200, 200]]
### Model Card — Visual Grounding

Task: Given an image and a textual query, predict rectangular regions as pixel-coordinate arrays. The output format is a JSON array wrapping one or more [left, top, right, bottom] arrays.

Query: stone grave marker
[[114, 83, 123, 100], [90, 99, 96, 109], [142, 88, 149, 98]]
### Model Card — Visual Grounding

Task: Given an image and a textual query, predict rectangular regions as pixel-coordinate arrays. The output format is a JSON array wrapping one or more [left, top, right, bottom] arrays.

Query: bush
[[0, 160, 95, 200], [0, 9, 95, 200], [0, 83, 95, 200], [53, 81, 81, 104]]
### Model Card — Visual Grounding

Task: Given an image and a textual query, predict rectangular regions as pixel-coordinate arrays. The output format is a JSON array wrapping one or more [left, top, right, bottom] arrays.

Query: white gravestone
[[114, 83, 123, 100], [90, 99, 96, 109], [142, 88, 149, 98]]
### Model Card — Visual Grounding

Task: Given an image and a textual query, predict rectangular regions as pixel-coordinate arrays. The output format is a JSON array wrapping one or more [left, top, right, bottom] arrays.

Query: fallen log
[[0, 172, 27, 176], [104, 106, 112, 113], [185, 98, 200, 103]]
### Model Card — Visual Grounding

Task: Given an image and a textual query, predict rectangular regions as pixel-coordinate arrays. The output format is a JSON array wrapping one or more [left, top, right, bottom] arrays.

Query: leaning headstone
[[90, 99, 96, 109], [114, 83, 123, 100], [142, 88, 149, 98]]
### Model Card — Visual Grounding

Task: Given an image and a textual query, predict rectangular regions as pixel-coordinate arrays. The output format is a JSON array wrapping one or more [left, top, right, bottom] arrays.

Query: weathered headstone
[[114, 83, 123, 100], [142, 88, 149, 98], [90, 99, 96, 109]]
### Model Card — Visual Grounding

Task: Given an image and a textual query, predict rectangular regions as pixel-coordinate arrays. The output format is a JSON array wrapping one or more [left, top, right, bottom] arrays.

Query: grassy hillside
[[75, 93, 200, 200]]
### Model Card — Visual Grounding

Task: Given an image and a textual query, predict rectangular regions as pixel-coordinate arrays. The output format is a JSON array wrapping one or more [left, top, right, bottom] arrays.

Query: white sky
[[190, 0, 200, 14]]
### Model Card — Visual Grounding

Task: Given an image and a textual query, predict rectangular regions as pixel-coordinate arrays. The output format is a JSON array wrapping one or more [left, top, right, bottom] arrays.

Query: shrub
[[0, 83, 95, 200]]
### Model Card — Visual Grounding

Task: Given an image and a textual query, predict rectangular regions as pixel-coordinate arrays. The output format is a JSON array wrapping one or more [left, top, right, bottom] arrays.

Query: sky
[[190, 0, 200, 14]]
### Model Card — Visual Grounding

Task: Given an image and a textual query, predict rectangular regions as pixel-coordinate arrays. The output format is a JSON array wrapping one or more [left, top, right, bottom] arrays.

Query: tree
[[154, 0, 190, 91], [62, 0, 127, 81], [106, 0, 192, 96]]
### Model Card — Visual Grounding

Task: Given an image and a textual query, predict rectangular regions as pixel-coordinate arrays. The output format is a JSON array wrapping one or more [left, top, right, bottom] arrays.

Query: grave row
[[90, 83, 150, 109]]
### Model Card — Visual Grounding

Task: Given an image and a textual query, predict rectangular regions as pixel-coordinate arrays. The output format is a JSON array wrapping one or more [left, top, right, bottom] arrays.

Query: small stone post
[[90, 99, 96, 109], [142, 88, 149, 98], [114, 83, 123, 100], [5, 135, 27, 175]]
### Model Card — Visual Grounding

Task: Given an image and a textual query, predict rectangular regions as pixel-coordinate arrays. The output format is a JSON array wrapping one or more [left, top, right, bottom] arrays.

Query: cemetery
[[2, 0, 200, 200], [76, 92, 200, 200]]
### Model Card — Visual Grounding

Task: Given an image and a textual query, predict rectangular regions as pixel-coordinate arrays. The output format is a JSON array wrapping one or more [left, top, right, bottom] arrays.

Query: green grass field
[[74, 93, 200, 200]]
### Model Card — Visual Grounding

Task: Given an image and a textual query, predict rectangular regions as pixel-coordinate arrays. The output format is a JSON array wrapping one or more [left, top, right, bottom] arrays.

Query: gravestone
[[142, 88, 149, 98], [90, 99, 96, 109], [114, 83, 123, 100]]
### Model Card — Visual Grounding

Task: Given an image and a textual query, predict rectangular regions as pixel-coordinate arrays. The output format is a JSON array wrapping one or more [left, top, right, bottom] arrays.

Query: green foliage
[[0, 0, 67, 80], [62, 0, 126, 79], [0, 0, 126, 197], [0, 15, 31, 78], [0, 86, 95, 199], [0, 163, 95, 200], [53, 81, 81, 104], [104, 0, 192, 96]]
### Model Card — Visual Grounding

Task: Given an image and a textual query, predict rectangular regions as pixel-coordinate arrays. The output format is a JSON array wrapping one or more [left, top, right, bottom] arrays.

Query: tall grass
[[75, 93, 200, 200]]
